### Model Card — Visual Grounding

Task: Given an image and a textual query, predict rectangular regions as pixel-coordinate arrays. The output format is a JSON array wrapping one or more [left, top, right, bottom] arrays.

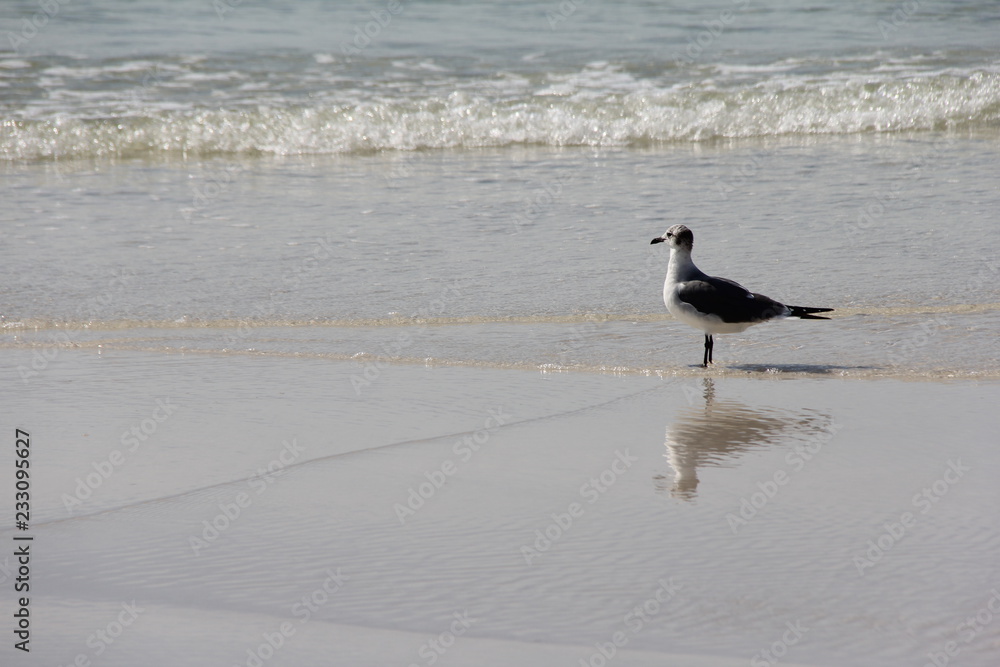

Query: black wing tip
[[788, 305, 834, 320]]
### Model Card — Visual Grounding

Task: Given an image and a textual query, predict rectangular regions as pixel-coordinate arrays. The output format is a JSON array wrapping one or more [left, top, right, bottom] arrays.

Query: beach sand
[[4, 331, 999, 666]]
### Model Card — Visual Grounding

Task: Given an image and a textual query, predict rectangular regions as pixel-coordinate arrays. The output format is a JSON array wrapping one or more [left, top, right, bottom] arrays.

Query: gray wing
[[677, 276, 788, 323]]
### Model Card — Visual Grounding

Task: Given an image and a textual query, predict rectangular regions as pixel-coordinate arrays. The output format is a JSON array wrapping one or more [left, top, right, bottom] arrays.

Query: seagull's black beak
[[650, 237, 665, 245]]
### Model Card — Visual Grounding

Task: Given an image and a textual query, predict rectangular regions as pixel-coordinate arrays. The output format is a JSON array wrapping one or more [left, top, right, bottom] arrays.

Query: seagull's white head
[[650, 224, 694, 252]]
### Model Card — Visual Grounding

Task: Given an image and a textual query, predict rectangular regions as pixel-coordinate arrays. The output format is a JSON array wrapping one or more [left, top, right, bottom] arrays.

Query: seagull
[[651, 225, 832, 367]]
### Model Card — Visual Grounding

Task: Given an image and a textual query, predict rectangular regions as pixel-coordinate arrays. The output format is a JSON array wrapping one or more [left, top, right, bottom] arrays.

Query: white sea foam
[[1, 76, 995, 158], [2, 54, 998, 160]]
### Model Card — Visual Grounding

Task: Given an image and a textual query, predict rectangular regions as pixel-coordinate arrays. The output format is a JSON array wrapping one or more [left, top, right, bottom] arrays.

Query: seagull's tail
[[788, 305, 833, 320]]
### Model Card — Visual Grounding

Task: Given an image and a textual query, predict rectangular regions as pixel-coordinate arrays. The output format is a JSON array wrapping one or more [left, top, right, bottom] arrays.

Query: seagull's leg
[[703, 334, 713, 367]]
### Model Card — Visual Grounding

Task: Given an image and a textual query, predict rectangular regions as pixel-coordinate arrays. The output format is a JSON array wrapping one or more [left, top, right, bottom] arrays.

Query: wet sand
[[3, 338, 999, 667]]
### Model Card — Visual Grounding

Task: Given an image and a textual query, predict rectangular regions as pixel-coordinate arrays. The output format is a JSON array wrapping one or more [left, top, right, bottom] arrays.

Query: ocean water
[[2, 2, 1000, 666]]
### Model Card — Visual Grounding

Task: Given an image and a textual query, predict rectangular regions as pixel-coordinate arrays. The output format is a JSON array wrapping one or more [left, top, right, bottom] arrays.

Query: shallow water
[[4, 137, 999, 377]]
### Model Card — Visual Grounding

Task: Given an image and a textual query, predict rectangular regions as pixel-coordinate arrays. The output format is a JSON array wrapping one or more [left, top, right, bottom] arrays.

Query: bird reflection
[[655, 378, 830, 500]]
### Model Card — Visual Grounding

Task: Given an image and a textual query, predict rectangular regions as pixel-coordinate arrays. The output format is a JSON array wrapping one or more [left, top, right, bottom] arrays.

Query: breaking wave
[[2, 56, 999, 160]]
